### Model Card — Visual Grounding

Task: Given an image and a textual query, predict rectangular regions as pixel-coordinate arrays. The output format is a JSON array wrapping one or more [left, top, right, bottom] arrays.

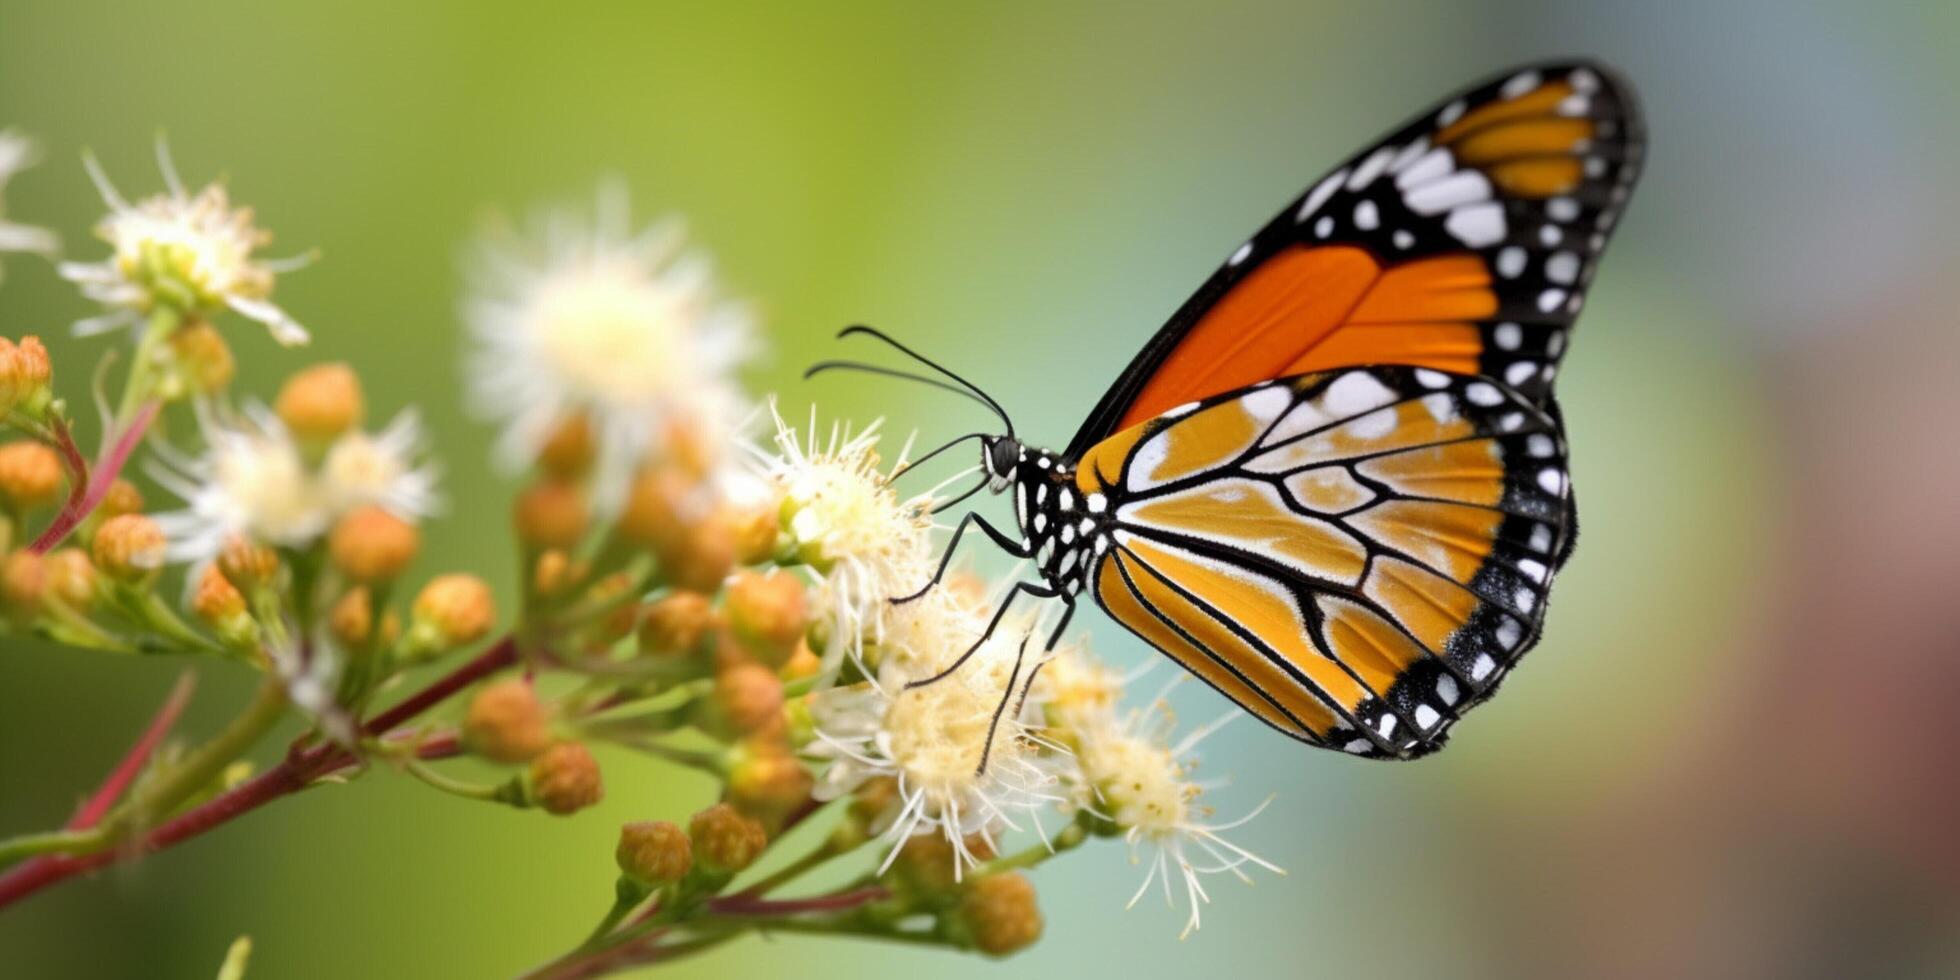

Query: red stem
[[67, 673, 197, 830], [0, 638, 516, 911], [29, 401, 160, 554]]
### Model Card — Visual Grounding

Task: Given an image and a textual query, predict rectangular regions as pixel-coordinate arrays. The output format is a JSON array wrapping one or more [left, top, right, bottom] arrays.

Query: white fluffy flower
[[1073, 696, 1281, 939], [463, 181, 753, 511], [318, 410, 440, 518], [150, 404, 437, 563], [59, 141, 310, 343], [760, 404, 938, 670], [810, 613, 1062, 877], [0, 129, 58, 279]]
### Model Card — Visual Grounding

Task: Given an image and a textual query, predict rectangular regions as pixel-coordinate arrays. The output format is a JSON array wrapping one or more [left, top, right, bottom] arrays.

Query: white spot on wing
[[1546, 251, 1579, 284], [1437, 99, 1466, 126], [1394, 148, 1455, 189], [1324, 371, 1398, 417], [1297, 170, 1348, 223], [1537, 288, 1568, 313], [1414, 368, 1451, 389], [1471, 653, 1496, 680], [1501, 70, 1542, 99], [1404, 170, 1490, 215], [1445, 202, 1506, 247], [1228, 242, 1253, 266], [1354, 200, 1379, 230], [1347, 148, 1394, 189], [1497, 247, 1526, 278], [1493, 322, 1522, 350]]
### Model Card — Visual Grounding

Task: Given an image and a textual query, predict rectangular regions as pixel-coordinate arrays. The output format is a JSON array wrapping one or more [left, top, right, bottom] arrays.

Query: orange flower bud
[[42, 549, 95, 611], [99, 479, 144, 519], [893, 833, 997, 895], [716, 661, 785, 736], [725, 569, 806, 665], [666, 522, 734, 594], [618, 466, 700, 556], [513, 480, 588, 550], [274, 362, 364, 444], [725, 738, 813, 825], [411, 573, 497, 647], [217, 535, 278, 592], [724, 502, 782, 566], [464, 679, 553, 764], [92, 514, 166, 581], [191, 564, 248, 623], [0, 442, 64, 510], [960, 873, 1043, 956], [1, 550, 45, 616], [326, 586, 374, 647], [328, 505, 420, 582], [616, 821, 692, 885], [537, 414, 595, 478], [689, 802, 768, 874], [639, 591, 716, 658], [529, 741, 603, 815], [167, 321, 235, 394]]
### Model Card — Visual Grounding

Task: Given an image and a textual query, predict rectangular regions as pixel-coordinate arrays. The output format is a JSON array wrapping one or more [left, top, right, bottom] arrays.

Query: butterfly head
[[982, 435, 1023, 493]]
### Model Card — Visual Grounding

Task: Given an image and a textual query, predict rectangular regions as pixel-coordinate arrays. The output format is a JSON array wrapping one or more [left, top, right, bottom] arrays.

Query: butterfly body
[[866, 60, 1641, 760]]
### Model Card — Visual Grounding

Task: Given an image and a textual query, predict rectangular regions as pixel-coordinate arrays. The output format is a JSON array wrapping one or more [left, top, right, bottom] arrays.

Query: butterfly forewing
[[1078, 368, 1572, 759], [1064, 61, 1643, 459]]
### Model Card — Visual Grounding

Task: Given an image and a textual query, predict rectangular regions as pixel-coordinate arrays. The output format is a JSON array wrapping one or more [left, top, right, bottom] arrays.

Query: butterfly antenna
[[803, 360, 993, 411], [891, 431, 989, 482], [837, 325, 1015, 437], [931, 477, 989, 515]]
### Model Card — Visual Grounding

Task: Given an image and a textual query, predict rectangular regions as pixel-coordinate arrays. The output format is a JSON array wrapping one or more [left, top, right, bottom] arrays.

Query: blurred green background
[[4, 1, 1957, 976]]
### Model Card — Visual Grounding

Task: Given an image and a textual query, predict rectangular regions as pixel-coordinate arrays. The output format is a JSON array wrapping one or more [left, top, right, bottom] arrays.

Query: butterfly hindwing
[[1064, 61, 1643, 459], [1079, 367, 1572, 758]]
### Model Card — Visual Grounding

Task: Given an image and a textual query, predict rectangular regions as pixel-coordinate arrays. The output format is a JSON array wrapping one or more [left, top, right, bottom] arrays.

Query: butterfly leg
[[999, 593, 1077, 728], [903, 580, 1059, 689], [975, 632, 1032, 776], [891, 512, 1030, 605]]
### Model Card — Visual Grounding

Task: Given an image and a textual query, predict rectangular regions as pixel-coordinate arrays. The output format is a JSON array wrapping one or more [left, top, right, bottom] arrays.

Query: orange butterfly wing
[[1065, 61, 1642, 458]]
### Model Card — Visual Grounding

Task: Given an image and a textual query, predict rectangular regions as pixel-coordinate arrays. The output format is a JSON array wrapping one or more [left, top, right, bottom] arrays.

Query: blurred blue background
[[3, 1, 1957, 976]]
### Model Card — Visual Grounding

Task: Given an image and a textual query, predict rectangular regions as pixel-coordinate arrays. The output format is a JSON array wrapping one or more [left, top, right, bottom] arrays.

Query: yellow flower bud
[[537, 414, 595, 478], [328, 505, 420, 582], [667, 522, 734, 595], [0, 337, 54, 416], [960, 873, 1043, 956], [92, 514, 166, 582], [616, 821, 692, 886], [619, 466, 703, 556], [464, 678, 553, 764], [689, 802, 768, 874], [528, 741, 603, 815], [638, 591, 716, 658], [274, 362, 364, 444], [532, 549, 579, 597], [0, 442, 64, 511], [725, 569, 806, 666], [512, 480, 588, 550], [892, 833, 996, 895], [780, 638, 822, 682], [724, 501, 782, 567], [411, 573, 497, 647]]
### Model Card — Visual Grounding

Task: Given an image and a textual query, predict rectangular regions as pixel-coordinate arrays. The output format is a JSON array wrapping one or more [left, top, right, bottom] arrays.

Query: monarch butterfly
[[814, 60, 1643, 760]]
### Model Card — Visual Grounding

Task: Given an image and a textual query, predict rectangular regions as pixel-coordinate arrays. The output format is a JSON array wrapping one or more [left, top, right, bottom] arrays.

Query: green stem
[[397, 757, 522, 805], [0, 828, 107, 869], [581, 877, 655, 950], [117, 306, 178, 424], [106, 677, 288, 838], [743, 916, 950, 949], [738, 838, 849, 898], [977, 818, 1089, 875]]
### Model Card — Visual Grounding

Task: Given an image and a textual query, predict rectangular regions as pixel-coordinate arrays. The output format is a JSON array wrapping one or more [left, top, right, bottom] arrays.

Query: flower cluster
[[0, 126, 1279, 977]]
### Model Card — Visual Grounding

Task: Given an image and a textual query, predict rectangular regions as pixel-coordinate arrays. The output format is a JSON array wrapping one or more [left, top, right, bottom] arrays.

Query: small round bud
[[892, 833, 997, 895], [781, 638, 823, 682], [725, 569, 807, 666], [725, 738, 813, 825], [537, 414, 595, 478], [689, 802, 768, 874], [638, 592, 716, 658], [411, 573, 497, 647], [42, 549, 95, 611], [715, 661, 785, 736], [1, 550, 45, 617], [724, 502, 782, 566], [0, 337, 54, 416], [99, 479, 144, 519], [532, 549, 578, 597], [328, 505, 420, 582], [92, 514, 166, 582], [528, 741, 603, 815], [191, 564, 248, 623], [0, 340, 22, 414], [616, 821, 692, 885], [274, 362, 363, 444], [618, 467, 701, 556], [666, 523, 734, 595], [14, 337, 49, 391], [326, 586, 374, 646], [960, 873, 1043, 956], [513, 480, 588, 550], [0, 442, 64, 510], [166, 321, 235, 394], [217, 536, 278, 592], [465, 678, 553, 764]]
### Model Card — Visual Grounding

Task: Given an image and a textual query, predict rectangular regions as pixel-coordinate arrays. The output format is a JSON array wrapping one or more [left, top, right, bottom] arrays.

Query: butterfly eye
[[986, 439, 1018, 477]]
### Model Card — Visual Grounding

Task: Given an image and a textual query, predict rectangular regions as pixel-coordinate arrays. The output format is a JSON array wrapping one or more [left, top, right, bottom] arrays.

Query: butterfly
[[814, 60, 1644, 760]]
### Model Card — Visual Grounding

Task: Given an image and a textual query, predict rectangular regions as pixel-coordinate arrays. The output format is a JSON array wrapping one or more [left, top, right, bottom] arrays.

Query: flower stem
[[104, 676, 288, 839], [28, 399, 161, 554], [69, 672, 197, 829]]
